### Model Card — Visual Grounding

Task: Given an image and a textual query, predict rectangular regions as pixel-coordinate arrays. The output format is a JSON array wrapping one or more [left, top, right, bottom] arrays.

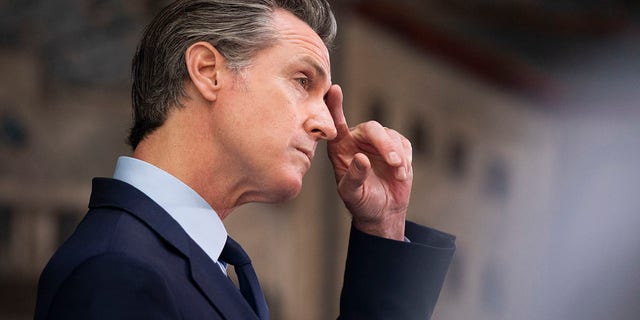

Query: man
[[34, 1, 455, 319]]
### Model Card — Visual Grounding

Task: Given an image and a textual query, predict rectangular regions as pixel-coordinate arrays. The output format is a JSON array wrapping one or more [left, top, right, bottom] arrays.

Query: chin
[[268, 174, 304, 203], [280, 179, 303, 201], [256, 165, 307, 203]]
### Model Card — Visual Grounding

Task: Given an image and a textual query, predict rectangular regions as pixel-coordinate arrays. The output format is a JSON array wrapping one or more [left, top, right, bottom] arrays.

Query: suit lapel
[[89, 178, 259, 320], [189, 240, 260, 320]]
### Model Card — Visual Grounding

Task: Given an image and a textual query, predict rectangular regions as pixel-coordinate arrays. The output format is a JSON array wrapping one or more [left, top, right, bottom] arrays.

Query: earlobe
[[185, 41, 224, 102]]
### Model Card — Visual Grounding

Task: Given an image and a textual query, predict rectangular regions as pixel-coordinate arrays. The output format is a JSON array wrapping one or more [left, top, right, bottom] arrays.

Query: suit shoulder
[[46, 253, 180, 319]]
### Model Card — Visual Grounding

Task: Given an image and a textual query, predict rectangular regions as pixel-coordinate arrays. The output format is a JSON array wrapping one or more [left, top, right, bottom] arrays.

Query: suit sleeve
[[46, 253, 181, 320], [338, 221, 456, 320]]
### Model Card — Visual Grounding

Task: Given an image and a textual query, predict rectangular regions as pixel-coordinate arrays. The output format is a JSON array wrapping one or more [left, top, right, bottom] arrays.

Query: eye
[[296, 77, 310, 89]]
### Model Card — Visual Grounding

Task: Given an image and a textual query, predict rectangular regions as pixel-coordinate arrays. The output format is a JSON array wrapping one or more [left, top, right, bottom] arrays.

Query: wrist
[[352, 213, 406, 241]]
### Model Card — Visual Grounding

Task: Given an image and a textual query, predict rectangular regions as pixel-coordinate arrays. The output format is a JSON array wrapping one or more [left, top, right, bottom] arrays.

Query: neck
[[132, 107, 250, 220]]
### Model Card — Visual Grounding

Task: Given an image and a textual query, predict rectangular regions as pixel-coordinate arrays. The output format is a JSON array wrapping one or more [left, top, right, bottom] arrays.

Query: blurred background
[[1, 0, 639, 319]]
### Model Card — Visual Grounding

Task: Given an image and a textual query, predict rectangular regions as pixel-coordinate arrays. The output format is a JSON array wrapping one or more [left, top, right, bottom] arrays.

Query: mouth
[[295, 147, 314, 164]]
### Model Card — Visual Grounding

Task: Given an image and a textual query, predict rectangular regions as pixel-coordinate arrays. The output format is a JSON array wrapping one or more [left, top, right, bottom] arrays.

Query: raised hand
[[325, 85, 413, 241]]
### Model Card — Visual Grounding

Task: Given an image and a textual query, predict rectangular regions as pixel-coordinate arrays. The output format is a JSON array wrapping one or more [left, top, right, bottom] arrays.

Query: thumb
[[338, 153, 370, 201]]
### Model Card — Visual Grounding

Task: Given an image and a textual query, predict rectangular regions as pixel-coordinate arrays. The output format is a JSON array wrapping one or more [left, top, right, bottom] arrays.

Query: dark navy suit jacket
[[35, 178, 455, 319]]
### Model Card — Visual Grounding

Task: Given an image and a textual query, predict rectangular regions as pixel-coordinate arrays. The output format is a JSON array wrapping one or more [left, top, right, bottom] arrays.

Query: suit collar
[[89, 177, 191, 257], [88, 178, 259, 320]]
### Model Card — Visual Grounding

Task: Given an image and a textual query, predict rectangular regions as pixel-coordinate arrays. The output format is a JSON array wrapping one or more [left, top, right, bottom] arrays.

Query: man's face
[[214, 9, 337, 203]]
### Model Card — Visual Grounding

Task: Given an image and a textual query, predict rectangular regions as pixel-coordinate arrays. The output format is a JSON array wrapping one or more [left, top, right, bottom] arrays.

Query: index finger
[[325, 84, 350, 139]]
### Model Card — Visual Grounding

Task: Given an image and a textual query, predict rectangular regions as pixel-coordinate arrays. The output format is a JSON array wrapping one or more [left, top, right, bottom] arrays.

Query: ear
[[185, 41, 225, 102]]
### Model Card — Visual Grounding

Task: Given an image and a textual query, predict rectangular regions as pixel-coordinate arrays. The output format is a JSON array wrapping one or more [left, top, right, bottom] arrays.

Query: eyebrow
[[298, 56, 329, 84]]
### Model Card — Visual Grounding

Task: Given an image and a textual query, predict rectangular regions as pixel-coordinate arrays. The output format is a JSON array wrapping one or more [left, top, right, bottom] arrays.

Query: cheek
[[261, 101, 302, 140], [237, 82, 304, 147]]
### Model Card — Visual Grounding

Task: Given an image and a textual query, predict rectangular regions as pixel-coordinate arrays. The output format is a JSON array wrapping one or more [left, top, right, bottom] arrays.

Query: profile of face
[[213, 9, 337, 203]]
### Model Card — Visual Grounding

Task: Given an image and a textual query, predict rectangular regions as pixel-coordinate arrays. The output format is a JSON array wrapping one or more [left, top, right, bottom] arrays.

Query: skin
[[133, 9, 413, 241]]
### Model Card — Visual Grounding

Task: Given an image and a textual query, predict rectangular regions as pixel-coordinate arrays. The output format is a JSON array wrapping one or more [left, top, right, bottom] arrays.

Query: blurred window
[[447, 137, 468, 179], [0, 204, 11, 245], [410, 118, 432, 158], [369, 97, 387, 126], [485, 158, 510, 200]]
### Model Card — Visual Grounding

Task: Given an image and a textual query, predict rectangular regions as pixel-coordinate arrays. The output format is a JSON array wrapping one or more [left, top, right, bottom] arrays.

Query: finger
[[401, 136, 413, 179], [402, 136, 413, 164], [386, 128, 410, 180], [354, 121, 403, 167], [325, 84, 350, 139], [338, 153, 370, 200]]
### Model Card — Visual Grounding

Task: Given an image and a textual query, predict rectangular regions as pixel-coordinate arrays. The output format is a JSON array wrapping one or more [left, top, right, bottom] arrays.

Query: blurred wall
[[0, 1, 146, 319]]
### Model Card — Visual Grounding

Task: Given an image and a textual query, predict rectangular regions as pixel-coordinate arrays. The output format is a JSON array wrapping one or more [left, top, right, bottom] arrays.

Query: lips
[[296, 147, 314, 163]]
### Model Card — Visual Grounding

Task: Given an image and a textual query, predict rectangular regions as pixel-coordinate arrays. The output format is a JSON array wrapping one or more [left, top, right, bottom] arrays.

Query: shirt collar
[[112, 156, 227, 264]]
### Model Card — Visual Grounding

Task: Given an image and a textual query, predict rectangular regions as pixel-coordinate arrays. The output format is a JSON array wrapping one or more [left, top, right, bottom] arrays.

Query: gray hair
[[129, 0, 337, 149]]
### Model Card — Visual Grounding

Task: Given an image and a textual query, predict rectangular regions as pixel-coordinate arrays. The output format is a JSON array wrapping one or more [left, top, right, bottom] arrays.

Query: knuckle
[[402, 138, 412, 148], [384, 127, 398, 134], [364, 120, 382, 130]]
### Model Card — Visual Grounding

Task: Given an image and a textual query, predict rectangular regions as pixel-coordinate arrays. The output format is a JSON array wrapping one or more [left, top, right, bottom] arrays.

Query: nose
[[304, 100, 337, 141]]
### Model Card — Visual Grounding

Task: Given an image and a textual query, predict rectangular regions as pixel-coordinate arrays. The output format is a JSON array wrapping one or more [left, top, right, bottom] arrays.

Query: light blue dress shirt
[[112, 156, 228, 273]]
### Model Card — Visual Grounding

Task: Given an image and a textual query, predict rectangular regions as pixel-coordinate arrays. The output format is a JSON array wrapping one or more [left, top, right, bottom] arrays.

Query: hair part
[[128, 0, 337, 149]]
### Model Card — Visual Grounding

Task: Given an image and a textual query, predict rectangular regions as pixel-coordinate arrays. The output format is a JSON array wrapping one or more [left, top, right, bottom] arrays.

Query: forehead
[[271, 9, 331, 76]]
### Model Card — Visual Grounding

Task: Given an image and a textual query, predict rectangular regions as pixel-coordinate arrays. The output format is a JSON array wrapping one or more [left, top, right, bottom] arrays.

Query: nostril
[[311, 128, 326, 137]]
